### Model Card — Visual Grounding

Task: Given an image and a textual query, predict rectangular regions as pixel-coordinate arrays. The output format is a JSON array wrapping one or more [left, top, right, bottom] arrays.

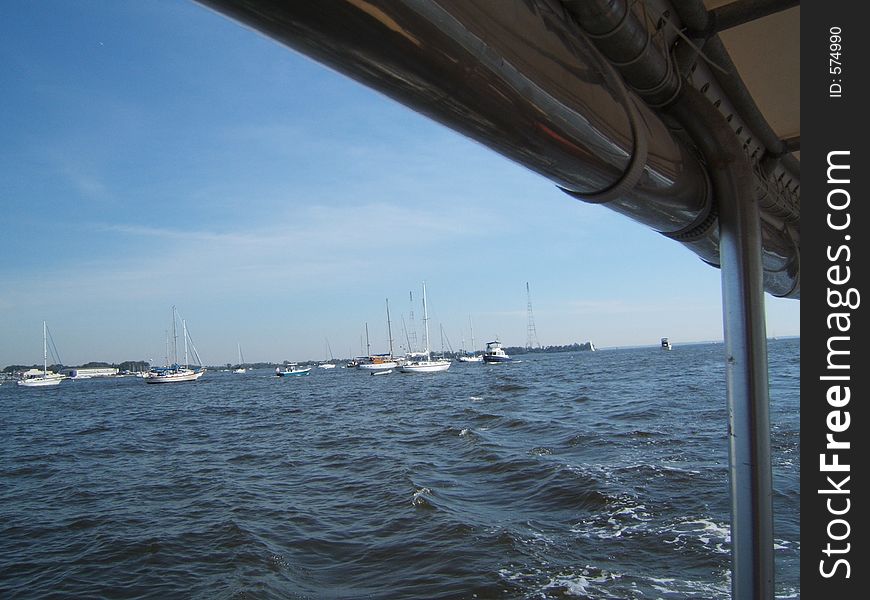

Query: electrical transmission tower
[[526, 281, 540, 349]]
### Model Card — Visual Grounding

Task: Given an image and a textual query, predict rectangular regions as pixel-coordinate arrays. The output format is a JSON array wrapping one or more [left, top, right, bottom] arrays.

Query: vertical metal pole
[[668, 87, 775, 598], [718, 156, 775, 599]]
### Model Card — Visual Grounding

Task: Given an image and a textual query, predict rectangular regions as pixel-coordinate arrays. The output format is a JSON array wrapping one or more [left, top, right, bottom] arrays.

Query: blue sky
[[0, 1, 799, 367]]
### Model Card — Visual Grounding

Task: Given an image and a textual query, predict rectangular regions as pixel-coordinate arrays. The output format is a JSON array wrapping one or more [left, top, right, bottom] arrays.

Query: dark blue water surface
[[0, 339, 799, 598]]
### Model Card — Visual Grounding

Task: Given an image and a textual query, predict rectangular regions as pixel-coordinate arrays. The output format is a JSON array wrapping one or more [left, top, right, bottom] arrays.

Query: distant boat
[[456, 353, 483, 362], [482, 339, 512, 363], [233, 343, 247, 373], [17, 321, 65, 387], [400, 282, 451, 373], [457, 316, 483, 362], [589, 341, 596, 351], [318, 338, 337, 369], [144, 306, 206, 383], [359, 300, 399, 372], [661, 337, 672, 350], [275, 363, 311, 377], [145, 364, 206, 383], [358, 353, 398, 372]]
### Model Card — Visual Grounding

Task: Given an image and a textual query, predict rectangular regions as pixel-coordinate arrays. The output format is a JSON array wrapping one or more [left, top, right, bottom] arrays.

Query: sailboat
[[318, 338, 336, 369], [144, 306, 206, 383], [457, 316, 483, 362], [399, 282, 451, 373], [233, 344, 247, 373], [17, 321, 65, 387], [358, 300, 398, 372]]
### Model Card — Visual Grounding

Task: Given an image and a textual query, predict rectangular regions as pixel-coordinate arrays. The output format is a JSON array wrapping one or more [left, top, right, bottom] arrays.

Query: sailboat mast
[[386, 299, 394, 357], [469, 316, 476, 354], [422, 281, 431, 359], [183, 319, 189, 367], [365, 322, 371, 356], [43, 320, 48, 376], [171, 305, 178, 365]]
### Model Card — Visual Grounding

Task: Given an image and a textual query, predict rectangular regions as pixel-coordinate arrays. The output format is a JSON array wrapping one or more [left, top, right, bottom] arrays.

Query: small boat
[[371, 368, 393, 376], [482, 340, 512, 363], [18, 322, 66, 387], [360, 300, 400, 372], [318, 338, 337, 368], [399, 282, 451, 373], [457, 316, 483, 362], [275, 363, 312, 377], [233, 343, 247, 373], [358, 354, 398, 372], [589, 341, 596, 351], [661, 337, 673, 350], [457, 353, 483, 362]]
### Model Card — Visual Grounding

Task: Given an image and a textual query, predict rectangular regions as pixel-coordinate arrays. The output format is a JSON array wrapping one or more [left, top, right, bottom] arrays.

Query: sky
[[0, 1, 799, 368]]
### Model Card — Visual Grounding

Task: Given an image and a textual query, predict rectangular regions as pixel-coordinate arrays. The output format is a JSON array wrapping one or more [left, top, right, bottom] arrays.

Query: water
[[0, 339, 799, 599]]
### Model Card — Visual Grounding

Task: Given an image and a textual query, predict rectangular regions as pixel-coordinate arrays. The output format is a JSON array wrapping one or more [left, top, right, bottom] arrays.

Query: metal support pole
[[667, 87, 774, 598], [718, 160, 775, 600]]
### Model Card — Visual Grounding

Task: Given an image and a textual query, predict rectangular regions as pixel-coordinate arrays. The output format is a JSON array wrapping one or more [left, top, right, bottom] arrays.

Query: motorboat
[[275, 363, 311, 377], [482, 340, 511, 363]]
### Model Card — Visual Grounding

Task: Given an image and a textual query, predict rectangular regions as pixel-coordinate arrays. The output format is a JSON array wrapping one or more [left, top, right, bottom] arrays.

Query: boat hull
[[457, 355, 483, 363], [275, 369, 311, 377], [483, 355, 512, 363], [144, 369, 205, 383], [358, 362, 397, 372], [17, 376, 64, 387], [399, 361, 451, 373]]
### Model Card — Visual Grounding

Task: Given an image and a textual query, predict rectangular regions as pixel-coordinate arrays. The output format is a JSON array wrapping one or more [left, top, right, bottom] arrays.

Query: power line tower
[[526, 281, 540, 349]]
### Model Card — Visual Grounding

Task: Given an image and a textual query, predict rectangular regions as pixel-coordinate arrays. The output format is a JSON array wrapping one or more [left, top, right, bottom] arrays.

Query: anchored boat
[[275, 363, 311, 377], [482, 340, 512, 364], [144, 306, 206, 383]]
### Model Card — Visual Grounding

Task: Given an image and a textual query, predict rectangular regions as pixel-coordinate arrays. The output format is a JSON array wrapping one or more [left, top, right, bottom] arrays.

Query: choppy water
[[0, 339, 799, 599]]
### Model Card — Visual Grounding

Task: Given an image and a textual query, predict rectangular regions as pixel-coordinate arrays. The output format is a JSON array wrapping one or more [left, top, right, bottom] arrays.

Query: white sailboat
[[233, 344, 247, 373], [144, 306, 206, 383], [399, 282, 451, 373], [457, 316, 483, 362], [318, 338, 337, 369], [17, 321, 65, 387]]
